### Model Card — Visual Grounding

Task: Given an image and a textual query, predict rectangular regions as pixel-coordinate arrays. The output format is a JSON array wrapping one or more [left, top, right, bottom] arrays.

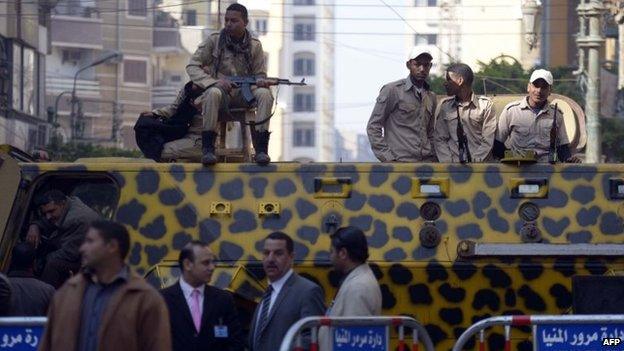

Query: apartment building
[[0, 1, 50, 151]]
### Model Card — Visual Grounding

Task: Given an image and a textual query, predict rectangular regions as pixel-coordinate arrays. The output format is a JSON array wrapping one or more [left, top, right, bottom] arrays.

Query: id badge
[[214, 325, 228, 338]]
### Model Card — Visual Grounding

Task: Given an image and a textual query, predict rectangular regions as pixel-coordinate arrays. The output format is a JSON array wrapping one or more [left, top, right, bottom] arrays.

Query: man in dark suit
[[161, 241, 244, 351], [249, 232, 326, 351]]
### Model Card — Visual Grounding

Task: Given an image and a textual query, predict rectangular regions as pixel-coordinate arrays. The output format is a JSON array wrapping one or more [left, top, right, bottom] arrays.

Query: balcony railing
[[53, 3, 100, 19], [46, 76, 100, 97]]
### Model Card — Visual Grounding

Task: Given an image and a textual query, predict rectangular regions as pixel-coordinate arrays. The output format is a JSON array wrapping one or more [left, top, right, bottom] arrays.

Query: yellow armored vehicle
[[1, 95, 621, 350]]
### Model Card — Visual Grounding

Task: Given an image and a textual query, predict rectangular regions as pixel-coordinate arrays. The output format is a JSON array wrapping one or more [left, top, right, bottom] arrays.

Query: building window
[[293, 122, 315, 147], [294, 18, 315, 41], [12, 43, 22, 111], [183, 9, 197, 26], [293, 87, 315, 112], [22, 47, 36, 115], [415, 0, 437, 6], [293, 52, 315, 76], [414, 34, 437, 45], [128, 0, 147, 17], [123, 59, 148, 84], [255, 19, 268, 35], [294, 0, 315, 5]]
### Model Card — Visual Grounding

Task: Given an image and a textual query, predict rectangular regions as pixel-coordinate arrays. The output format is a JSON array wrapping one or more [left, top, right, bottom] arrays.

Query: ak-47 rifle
[[548, 103, 559, 164], [456, 106, 472, 163], [227, 76, 307, 104]]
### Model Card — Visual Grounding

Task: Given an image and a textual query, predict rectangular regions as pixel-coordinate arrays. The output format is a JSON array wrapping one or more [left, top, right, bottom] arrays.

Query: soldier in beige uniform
[[187, 3, 273, 165], [494, 69, 578, 163], [367, 49, 437, 162], [434, 63, 496, 162]]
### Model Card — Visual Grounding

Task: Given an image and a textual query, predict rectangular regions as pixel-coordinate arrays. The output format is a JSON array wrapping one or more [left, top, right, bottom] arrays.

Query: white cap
[[407, 47, 433, 61], [529, 69, 554, 86]]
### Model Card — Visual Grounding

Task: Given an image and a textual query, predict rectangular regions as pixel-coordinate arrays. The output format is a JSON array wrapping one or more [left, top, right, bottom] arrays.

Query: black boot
[[201, 131, 218, 166], [253, 130, 271, 165]]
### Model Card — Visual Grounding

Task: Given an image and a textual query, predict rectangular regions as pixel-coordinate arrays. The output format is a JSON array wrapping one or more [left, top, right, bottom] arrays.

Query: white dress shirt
[[179, 277, 205, 316]]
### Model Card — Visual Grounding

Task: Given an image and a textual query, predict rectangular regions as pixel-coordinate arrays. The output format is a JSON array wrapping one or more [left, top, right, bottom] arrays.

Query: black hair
[[226, 3, 248, 22], [35, 189, 67, 207], [265, 231, 294, 253], [178, 240, 209, 269], [330, 226, 369, 264], [10, 242, 36, 271], [89, 220, 130, 260], [447, 63, 474, 87]]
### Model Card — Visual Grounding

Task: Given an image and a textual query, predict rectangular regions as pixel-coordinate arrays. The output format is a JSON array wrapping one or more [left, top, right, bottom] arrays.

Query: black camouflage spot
[[554, 257, 575, 277], [369, 263, 383, 279], [396, 202, 419, 220], [452, 261, 477, 280], [296, 164, 328, 193], [567, 230, 592, 243], [504, 288, 516, 307], [600, 212, 624, 235], [111, 172, 126, 187], [453, 327, 474, 349], [136, 169, 159, 195], [139, 215, 167, 240], [383, 248, 407, 261], [249, 177, 268, 198], [448, 165, 472, 183], [483, 264, 512, 288], [367, 195, 394, 213], [294, 240, 310, 261], [175, 204, 197, 229], [542, 217, 570, 237], [499, 193, 519, 214], [334, 165, 359, 184], [275, 178, 297, 197], [487, 208, 509, 233], [115, 199, 146, 230], [392, 176, 412, 195], [344, 190, 367, 211], [229, 210, 257, 233], [409, 284, 433, 304], [315, 250, 330, 262], [129, 243, 142, 265], [426, 260, 449, 283], [392, 226, 413, 242], [412, 246, 437, 260], [145, 245, 168, 266], [561, 165, 597, 181], [440, 308, 463, 325], [473, 191, 492, 219], [571, 185, 595, 205], [169, 165, 185, 182], [368, 220, 389, 248], [585, 258, 608, 275], [444, 199, 470, 216], [473, 289, 500, 310], [576, 206, 601, 226], [518, 341, 533, 351], [219, 241, 244, 261], [297, 226, 320, 244], [295, 198, 318, 220], [424, 324, 447, 346], [437, 219, 448, 234], [239, 164, 278, 174], [438, 283, 466, 303], [349, 215, 373, 232], [415, 165, 434, 178], [199, 218, 221, 244], [194, 170, 215, 195], [518, 284, 546, 311], [159, 188, 184, 206], [550, 284, 572, 309], [543, 188, 568, 208], [380, 284, 396, 309], [519, 260, 543, 280], [369, 165, 392, 187], [220, 178, 244, 200], [487, 333, 505, 351], [388, 264, 412, 285], [484, 166, 503, 187], [457, 223, 483, 239], [172, 232, 192, 250], [262, 209, 293, 231]]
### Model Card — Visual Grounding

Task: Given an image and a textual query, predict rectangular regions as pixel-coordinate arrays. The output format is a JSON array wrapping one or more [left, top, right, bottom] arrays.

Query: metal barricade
[[279, 315, 435, 351], [0, 317, 47, 350], [452, 314, 624, 351]]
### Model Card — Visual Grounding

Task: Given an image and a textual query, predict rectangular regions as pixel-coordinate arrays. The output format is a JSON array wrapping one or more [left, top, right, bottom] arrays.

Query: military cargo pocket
[[397, 103, 417, 120]]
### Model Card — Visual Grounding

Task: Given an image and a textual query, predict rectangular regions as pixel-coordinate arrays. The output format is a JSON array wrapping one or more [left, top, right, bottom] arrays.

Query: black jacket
[[161, 282, 244, 351]]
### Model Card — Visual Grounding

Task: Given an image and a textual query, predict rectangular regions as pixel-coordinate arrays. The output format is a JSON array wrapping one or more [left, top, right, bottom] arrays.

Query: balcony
[[153, 27, 183, 53], [46, 76, 101, 98], [51, 4, 102, 49]]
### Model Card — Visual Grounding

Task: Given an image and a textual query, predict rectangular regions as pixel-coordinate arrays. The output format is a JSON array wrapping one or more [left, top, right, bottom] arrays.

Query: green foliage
[[46, 138, 142, 162], [601, 117, 624, 162]]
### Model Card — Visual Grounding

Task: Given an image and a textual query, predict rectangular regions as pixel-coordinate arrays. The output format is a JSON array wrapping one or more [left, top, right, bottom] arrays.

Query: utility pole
[[576, 0, 606, 163]]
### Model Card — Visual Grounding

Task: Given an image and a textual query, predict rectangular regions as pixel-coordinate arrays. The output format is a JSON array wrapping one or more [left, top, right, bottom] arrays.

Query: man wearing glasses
[[367, 49, 438, 162]]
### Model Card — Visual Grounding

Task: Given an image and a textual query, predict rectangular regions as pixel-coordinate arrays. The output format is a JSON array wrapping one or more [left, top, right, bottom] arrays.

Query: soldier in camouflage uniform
[[187, 3, 273, 165]]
